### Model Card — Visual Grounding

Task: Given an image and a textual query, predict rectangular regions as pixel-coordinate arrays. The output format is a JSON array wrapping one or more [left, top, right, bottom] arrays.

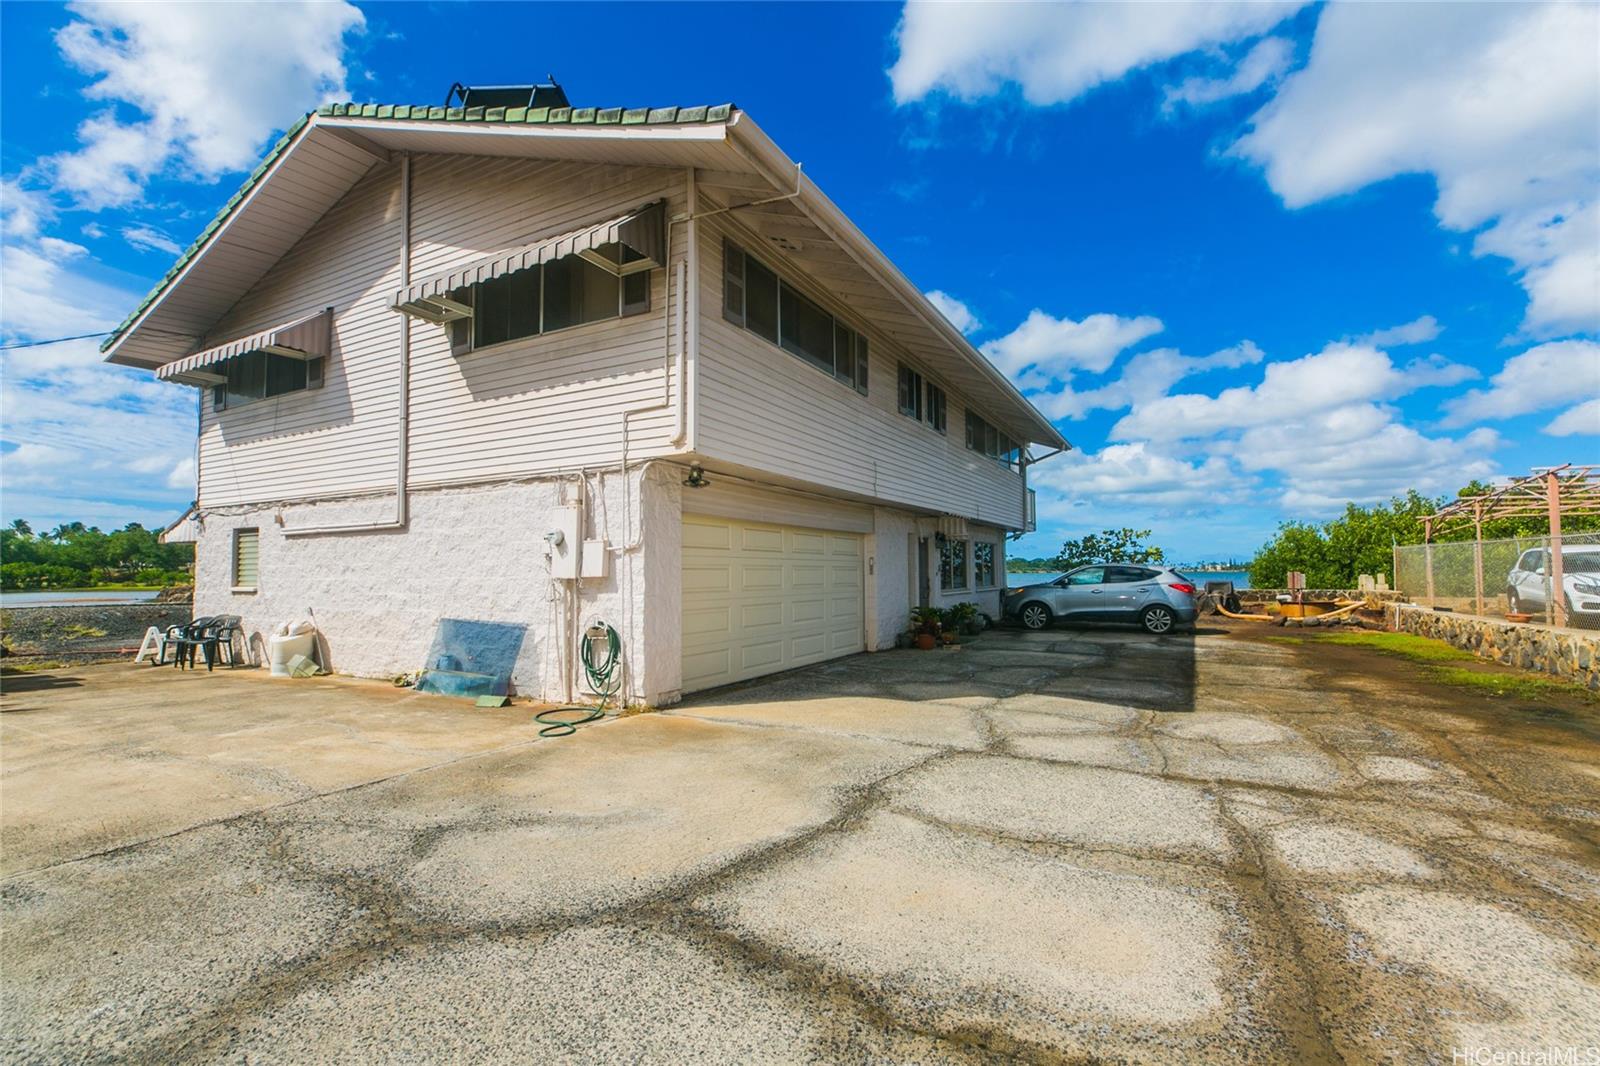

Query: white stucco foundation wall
[[870, 507, 917, 650], [194, 466, 682, 706]]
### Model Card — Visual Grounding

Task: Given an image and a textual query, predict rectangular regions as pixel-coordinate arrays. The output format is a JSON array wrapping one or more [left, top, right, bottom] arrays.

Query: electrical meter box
[[547, 504, 582, 580], [581, 539, 610, 579]]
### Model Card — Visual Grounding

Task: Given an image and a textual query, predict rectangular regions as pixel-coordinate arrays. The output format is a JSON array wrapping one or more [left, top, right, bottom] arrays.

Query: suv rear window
[[1107, 566, 1160, 583]]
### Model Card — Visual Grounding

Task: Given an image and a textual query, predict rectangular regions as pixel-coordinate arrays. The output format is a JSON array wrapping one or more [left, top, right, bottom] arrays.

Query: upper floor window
[[926, 382, 947, 434], [212, 351, 324, 411], [965, 410, 1021, 469], [723, 239, 868, 395], [455, 249, 651, 352], [897, 364, 924, 420], [900, 364, 948, 433]]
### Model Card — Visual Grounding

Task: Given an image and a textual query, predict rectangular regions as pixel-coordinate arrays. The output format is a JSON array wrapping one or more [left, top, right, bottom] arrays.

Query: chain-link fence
[[1394, 530, 1600, 626]]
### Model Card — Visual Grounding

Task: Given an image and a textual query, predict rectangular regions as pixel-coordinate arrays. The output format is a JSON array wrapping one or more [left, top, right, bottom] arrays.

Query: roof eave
[[724, 114, 1069, 453], [102, 113, 318, 368]]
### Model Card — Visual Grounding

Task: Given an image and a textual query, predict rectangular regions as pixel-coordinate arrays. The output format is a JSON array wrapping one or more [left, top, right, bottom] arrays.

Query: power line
[[0, 331, 113, 351]]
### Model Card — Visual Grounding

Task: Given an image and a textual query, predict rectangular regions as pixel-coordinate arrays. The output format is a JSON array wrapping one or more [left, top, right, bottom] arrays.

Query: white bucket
[[268, 632, 317, 677]]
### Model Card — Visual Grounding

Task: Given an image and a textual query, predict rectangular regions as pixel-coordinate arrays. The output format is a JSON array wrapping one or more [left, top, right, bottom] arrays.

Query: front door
[[917, 537, 931, 608]]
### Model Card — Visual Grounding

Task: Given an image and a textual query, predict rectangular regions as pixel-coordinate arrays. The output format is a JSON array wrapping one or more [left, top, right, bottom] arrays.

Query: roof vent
[[446, 78, 569, 111]]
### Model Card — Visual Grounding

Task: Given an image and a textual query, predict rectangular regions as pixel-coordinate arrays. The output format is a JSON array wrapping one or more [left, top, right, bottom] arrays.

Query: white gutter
[[725, 114, 1069, 454], [284, 153, 412, 538]]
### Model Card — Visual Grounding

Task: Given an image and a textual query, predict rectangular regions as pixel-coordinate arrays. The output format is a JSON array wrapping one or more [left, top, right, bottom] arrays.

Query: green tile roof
[[103, 102, 736, 354], [315, 101, 734, 126]]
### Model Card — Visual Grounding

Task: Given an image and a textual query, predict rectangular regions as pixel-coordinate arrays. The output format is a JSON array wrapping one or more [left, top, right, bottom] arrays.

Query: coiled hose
[[535, 621, 622, 737]]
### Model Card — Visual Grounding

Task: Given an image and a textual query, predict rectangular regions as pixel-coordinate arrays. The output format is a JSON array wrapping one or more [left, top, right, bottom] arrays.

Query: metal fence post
[[1548, 470, 1566, 628]]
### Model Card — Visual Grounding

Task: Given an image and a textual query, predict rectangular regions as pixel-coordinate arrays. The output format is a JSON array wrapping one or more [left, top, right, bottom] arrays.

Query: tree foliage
[[0, 522, 193, 590], [1052, 528, 1166, 570], [1248, 482, 1600, 588]]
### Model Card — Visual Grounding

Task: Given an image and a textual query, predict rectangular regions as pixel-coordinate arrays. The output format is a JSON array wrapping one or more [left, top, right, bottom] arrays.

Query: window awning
[[392, 199, 666, 323], [157, 307, 333, 385]]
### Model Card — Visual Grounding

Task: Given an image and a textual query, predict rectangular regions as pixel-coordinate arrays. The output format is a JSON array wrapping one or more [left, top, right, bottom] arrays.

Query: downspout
[[285, 153, 411, 538]]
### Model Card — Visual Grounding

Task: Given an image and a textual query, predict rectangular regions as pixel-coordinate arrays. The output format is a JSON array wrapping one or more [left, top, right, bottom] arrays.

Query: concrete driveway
[[3, 626, 1598, 1063]]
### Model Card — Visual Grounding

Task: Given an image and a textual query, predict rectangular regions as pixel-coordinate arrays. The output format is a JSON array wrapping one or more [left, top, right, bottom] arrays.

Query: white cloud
[[1164, 36, 1294, 111], [925, 290, 980, 335], [165, 455, 196, 490], [1356, 315, 1441, 348], [1111, 342, 1410, 442], [1226, 405, 1499, 512], [1442, 340, 1600, 426], [121, 224, 181, 255], [1094, 340, 1501, 513], [1398, 353, 1478, 391], [47, 0, 364, 208], [1033, 441, 1247, 513], [1, 177, 55, 238], [982, 309, 1163, 381], [1032, 340, 1263, 420], [0, 237, 122, 347], [80, 222, 105, 240], [890, 0, 1306, 106], [1544, 398, 1599, 438], [1231, 3, 1600, 337]]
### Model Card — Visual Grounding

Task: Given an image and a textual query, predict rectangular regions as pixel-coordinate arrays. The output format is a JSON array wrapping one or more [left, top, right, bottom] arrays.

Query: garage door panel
[[741, 564, 783, 592], [792, 564, 826, 590], [683, 514, 864, 693], [742, 527, 785, 552], [790, 597, 825, 624], [683, 564, 732, 593], [790, 531, 827, 555], [739, 602, 784, 629], [789, 633, 827, 660], [683, 606, 732, 638], [740, 639, 784, 671], [682, 648, 732, 689], [684, 520, 733, 550]]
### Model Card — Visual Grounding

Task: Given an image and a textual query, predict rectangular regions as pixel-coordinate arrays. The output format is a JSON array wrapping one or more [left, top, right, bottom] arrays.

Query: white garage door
[[681, 515, 865, 693]]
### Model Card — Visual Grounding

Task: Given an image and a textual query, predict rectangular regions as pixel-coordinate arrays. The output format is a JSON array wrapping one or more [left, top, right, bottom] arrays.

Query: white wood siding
[[693, 214, 1028, 530], [196, 156, 687, 507]]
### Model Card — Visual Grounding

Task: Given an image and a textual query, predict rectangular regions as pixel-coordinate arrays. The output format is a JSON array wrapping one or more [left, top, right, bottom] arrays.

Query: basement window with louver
[[232, 528, 259, 591]]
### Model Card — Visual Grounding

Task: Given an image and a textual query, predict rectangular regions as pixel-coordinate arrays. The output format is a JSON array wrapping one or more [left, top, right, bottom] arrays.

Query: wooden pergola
[[1420, 464, 1600, 627]]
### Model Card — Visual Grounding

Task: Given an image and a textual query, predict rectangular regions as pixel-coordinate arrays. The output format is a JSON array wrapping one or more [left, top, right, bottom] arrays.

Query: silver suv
[[1507, 545, 1600, 626], [1003, 565, 1199, 634]]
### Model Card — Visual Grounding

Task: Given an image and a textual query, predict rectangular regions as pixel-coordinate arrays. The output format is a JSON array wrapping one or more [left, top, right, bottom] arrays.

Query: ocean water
[[1006, 569, 1252, 590], [0, 589, 163, 607]]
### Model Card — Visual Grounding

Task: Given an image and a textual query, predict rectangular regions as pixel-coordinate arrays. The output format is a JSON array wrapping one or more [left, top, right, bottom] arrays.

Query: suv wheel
[[1140, 604, 1176, 634], [1019, 602, 1052, 631]]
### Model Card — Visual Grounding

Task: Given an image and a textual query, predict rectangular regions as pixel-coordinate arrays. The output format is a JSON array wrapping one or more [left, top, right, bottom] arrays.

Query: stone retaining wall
[[1194, 588, 1406, 613], [1392, 604, 1599, 689], [1, 603, 193, 661]]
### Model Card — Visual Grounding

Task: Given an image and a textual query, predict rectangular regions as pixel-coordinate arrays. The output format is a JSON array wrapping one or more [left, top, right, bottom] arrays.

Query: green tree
[[0, 520, 193, 588], [1247, 481, 1600, 588], [1053, 528, 1166, 570]]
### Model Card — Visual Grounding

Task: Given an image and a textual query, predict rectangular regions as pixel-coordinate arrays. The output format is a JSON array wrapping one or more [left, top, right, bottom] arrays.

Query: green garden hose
[[535, 621, 622, 737]]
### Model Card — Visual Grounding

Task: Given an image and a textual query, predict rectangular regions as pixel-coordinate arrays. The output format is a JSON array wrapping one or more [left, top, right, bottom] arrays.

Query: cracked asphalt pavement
[[3, 625, 1598, 1063]]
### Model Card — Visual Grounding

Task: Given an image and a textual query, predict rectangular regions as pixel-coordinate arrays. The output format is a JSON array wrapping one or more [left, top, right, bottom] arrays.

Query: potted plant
[[949, 601, 981, 638], [909, 606, 942, 650]]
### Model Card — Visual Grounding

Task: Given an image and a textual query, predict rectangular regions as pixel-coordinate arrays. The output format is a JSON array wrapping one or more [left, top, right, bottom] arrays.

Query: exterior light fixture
[[683, 463, 709, 488]]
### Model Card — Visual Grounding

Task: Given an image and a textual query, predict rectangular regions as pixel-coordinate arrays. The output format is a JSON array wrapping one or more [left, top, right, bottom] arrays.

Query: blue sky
[[1, 1, 1596, 560]]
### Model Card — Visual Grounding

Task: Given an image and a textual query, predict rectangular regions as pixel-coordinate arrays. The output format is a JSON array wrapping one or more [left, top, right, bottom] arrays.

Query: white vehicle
[[1506, 545, 1600, 626]]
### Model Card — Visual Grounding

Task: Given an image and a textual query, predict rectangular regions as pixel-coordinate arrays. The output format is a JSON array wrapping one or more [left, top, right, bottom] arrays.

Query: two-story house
[[104, 83, 1068, 705]]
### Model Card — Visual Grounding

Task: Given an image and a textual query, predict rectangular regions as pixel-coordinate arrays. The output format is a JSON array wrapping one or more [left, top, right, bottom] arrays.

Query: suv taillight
[[1169, 582, 1196, 595]]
